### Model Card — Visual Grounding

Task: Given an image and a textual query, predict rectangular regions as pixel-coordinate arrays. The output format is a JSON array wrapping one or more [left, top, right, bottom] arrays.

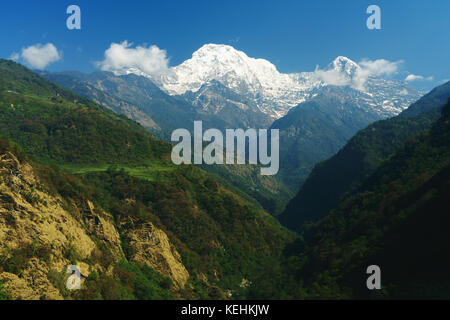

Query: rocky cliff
[[0, 151, 188, 299]]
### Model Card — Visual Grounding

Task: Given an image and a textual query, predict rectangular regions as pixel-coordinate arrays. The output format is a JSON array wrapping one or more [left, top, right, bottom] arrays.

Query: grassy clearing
[[63, 161, 176, 182]]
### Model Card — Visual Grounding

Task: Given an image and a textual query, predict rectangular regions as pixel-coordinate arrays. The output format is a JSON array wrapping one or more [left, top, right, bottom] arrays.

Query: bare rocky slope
[[0, 150, 188, 299], [0, 59, 292, 300]]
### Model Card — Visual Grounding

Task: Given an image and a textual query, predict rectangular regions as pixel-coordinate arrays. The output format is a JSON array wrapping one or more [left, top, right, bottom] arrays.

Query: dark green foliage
[[266, 101, 450, 299], [62, 245, 80, 264], [0, 59, 170, 166], [0, 60, 293, 299], [36, 164, 92, 199], [23, 187, 41, 204], [114, 261, 173, 300], [76, 261, 172, 300], [0, 282, 8, 300], [119, 234, 133, 260], [0, 137, 27, 163], [43, 70, 292, 216], [280, 82, 450, 232], [271, 86, 385, 191], [47, 269, 71, 298], [80, 274, 135, 300], [79, 166, 292, 292], [0, 60, 88, 103], [199, 163, 292, 216], [0, 241, 52, 275], [400, 81, 450, 118]]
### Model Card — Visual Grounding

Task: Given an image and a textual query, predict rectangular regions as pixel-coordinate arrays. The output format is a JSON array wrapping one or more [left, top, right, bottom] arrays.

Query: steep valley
[[0, 59, 293, 300]]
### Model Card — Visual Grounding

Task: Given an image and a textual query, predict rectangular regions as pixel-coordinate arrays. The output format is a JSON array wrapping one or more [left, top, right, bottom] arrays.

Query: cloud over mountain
[[354, 58, 402, 90], [312, 57, 403, 91], [13, 43, 61, 70], [405, 74, 434, 82], [312, 67, 351, 87], [94, 43, 419, 119], [96, 41, 170, 76]]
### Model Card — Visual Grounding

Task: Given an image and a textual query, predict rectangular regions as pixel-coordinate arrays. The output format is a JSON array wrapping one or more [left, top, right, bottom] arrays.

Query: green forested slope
[[251, 100, 450, 299], [301, 100, 450, 299], [271, 87, 382, 190], [0, 59, 293, 299], [0, 60, 169, 165], [280, 82, 450, 232], [42, 70, 292, 216]]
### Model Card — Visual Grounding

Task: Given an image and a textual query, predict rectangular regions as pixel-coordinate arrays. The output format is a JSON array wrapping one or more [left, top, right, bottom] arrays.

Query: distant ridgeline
[[3, 58, 449, 300], [41, 50, 421, 217], [249, 98, 450, 299], [280, 80, 450, 232]]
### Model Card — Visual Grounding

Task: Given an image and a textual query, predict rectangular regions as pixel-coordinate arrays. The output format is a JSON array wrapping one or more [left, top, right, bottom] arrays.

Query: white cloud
[[20, 43, 61, 69], [312, 57, 403, 91], [312, 67, 351, 86], [358, 59, 402, 77], [353, 59, 403, 90], [405, 74, 433, 82], [96, 41, 170, 76]]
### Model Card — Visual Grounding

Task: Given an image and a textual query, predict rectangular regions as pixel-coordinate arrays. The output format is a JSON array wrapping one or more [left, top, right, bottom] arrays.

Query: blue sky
[[1, 0, 449, 90]]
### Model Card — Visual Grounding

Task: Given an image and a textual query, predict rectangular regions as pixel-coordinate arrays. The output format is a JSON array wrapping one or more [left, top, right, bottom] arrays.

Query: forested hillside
[[42, 70, 292, 216], [271, 86, 384, 190], [280, 81, 450, 231], [250, 100, 450, 299], [0, 60, 293, 300]]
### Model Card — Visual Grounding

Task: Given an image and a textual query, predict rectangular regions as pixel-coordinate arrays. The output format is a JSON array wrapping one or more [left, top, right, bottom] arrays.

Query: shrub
[[0, 241, 52, 274], [114, 261, 173, 300], [0, 282, 9, 300]]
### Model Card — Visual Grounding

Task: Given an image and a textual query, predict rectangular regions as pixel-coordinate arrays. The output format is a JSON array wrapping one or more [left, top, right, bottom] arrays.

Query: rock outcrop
[[0, 151, 189, 299], [126, 223, 189, 288]]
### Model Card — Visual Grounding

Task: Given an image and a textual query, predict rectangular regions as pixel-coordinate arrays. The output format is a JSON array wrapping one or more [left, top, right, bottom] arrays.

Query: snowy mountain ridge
[[121, 44, 420, 119]]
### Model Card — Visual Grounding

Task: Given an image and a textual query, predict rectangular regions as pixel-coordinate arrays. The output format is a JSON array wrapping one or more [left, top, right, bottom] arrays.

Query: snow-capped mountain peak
[[122, 44, 420, 119], [161, 43, 288, 96], [331, 56, 360, 76], [158, 44, 318, 117]]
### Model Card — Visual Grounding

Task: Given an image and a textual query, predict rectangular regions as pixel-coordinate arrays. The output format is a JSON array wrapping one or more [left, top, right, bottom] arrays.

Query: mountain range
[[127, 44, 420, 121], [41, 44, 422, 213], [245, 72, 450, 298], [0, 59, 292, 300], [43, 44, 420, 130], [1, 51, 450, 300], [268, 98, 450, 299], [280, 80, 450, 231]]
